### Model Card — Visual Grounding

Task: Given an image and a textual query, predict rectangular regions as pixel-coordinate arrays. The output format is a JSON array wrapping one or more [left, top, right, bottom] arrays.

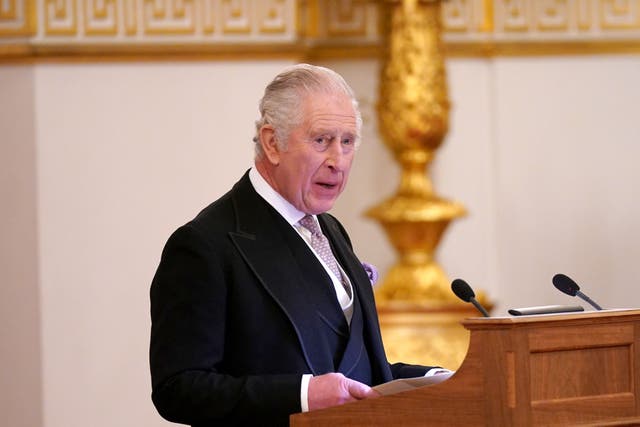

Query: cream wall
[[1, 55, 639, 426], [0, 66, 43, 427], [489, 55, 640, 311]]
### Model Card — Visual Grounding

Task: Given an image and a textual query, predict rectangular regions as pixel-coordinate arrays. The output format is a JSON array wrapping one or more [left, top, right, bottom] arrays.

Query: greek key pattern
[[35, 0, 295, 40], [442, 0, 640, 41], [1, 1, 639, 55], [323, 0, 373, 38], [0, 0, 33, 35], [310, 0, 640, 42]]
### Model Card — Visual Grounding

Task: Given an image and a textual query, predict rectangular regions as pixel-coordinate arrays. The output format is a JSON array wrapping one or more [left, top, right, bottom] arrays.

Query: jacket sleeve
[[149, 225, 300, 426], [389, 362, 437, 379]]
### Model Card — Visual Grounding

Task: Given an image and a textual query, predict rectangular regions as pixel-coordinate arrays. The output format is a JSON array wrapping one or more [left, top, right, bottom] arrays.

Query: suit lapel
[[227, 174, 337, 375]]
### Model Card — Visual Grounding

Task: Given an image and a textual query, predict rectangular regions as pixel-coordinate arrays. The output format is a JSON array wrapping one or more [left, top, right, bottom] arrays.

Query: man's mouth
[[316, 182, 338, 189]]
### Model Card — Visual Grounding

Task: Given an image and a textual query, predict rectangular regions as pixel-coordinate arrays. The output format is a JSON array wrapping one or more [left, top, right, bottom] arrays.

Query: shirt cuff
[[300, 374, 312, 412], [425, 368, 454, 377]]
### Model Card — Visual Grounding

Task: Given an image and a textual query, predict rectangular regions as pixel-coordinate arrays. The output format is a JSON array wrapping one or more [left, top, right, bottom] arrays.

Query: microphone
[[552, 273, 603, 311], [451, 278, 490, 317]]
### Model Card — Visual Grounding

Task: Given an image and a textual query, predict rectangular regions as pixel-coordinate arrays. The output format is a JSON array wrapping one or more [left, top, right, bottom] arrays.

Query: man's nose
[[325, 141, 347, 169]]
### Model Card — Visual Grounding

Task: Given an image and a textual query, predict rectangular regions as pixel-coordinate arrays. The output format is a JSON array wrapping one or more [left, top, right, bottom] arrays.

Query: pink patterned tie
[[299, 215, 351, 298]]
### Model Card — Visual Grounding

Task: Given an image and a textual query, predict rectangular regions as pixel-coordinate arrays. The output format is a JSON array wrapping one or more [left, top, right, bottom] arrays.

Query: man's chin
[[305, 201, 336, 215]]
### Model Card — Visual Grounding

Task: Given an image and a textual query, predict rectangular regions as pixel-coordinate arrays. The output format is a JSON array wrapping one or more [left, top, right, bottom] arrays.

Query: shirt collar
[[249, 166, 309, 226]]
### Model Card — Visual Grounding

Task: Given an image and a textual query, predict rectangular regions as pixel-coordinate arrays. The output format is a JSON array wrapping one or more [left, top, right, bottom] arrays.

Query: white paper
[[373, 371, 454, 396]]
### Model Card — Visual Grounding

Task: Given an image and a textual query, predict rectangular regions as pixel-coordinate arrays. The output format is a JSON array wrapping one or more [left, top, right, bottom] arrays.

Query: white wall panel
[[492, 55, 640, 313]]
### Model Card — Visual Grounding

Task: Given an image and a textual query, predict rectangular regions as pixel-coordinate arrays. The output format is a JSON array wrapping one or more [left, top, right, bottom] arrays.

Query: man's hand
[[308, 372, 380, 411]]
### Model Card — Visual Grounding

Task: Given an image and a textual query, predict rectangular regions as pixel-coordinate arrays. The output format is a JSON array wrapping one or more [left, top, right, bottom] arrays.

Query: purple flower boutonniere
[[361, 262, 379, 286]]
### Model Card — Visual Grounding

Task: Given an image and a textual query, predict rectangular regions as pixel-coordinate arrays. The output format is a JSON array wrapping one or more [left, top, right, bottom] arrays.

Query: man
[[150, 64, 439, 426]]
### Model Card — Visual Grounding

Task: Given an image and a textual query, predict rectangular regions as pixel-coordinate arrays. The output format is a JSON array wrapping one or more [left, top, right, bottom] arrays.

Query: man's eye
[[315, 137, 329, 145], [342, 138, 353, 146]]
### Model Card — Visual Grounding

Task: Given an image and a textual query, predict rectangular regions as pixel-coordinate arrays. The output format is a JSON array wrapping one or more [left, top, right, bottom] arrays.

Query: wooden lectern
[[290, 309, 640, 426]]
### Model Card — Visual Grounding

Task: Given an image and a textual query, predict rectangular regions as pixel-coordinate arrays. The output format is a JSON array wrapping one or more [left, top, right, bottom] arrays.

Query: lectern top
[[461, 308, 640, 330]]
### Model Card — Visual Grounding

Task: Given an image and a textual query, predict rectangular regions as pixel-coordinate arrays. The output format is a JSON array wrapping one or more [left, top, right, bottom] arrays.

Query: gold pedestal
[[377, 303, 479, 370], [368, 0, 492, 366]]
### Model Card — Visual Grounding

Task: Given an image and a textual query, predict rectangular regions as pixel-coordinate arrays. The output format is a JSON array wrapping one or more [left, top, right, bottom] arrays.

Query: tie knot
[[299, 215, 322, 236]]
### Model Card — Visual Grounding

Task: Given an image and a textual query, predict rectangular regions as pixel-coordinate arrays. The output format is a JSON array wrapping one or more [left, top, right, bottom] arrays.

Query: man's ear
[[259, 125, 281, 165]]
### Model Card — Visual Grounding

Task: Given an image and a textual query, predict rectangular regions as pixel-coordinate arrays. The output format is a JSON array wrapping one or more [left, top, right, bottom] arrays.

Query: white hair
[[253, 63, 362, 159]]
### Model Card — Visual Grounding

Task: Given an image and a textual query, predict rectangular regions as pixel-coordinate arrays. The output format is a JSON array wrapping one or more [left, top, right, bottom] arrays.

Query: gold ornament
[[368, 0, 491, 369]]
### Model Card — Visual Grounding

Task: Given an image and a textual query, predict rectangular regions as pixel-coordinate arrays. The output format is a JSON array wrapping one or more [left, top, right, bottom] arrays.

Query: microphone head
[[553, 273, 580, 297], [451, 278, 475, 303]]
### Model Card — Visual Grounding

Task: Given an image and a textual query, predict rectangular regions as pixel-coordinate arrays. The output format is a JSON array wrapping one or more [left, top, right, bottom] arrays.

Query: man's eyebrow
[[310, 127, 355, 135], [308, 129, 335, 136]]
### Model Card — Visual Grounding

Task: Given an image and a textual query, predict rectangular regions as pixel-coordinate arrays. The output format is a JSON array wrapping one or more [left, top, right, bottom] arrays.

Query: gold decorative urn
[[367, 0, 490, 369]]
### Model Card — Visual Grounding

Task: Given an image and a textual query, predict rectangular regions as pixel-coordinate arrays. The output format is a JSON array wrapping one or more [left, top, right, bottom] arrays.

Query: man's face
[[271, 92, 358, 215]]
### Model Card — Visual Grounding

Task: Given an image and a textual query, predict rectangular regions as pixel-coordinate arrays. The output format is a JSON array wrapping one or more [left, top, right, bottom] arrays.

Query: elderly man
[[150, 64, 439, 426]]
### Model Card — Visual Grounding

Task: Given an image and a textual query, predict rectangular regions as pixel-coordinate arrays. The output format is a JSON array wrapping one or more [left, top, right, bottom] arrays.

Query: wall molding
[[1, 0, 639, 62]]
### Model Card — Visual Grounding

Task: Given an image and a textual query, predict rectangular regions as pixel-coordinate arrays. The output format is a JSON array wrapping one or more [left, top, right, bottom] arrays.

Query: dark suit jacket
[[149, 171, 432, 426]]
